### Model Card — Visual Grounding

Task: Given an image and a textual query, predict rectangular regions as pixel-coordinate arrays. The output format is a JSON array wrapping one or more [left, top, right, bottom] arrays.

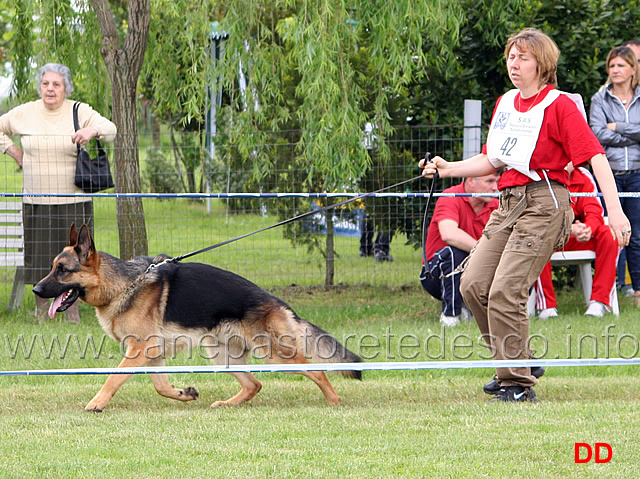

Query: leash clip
[[145, 257, 176, 274]]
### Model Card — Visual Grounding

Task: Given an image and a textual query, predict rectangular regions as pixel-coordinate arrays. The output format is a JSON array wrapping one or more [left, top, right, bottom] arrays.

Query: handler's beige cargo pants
[[461, 180, 573, 387]]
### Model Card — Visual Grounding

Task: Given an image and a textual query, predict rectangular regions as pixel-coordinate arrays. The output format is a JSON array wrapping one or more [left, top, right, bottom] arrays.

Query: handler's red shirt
[[425, 182, 499, 261], [482, 85, 605, 190]]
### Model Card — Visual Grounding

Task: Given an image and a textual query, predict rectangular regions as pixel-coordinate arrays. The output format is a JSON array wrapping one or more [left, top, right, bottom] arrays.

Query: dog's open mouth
[[48, 288, 80, 318]]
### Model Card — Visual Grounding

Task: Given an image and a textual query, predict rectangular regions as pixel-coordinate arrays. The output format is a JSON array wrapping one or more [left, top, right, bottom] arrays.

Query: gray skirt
[[23, 202, 94, 284]]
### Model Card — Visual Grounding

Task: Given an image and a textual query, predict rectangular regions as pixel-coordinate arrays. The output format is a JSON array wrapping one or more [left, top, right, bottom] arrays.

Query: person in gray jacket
[[590, 45, 640, 307]]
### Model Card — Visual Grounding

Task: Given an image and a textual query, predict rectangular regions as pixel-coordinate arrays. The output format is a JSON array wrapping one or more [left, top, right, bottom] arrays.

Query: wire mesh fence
[[0, 124, 465, 306]]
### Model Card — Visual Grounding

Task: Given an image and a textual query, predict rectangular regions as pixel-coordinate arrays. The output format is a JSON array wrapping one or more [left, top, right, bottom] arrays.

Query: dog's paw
[[85, 397, 106, 412], [178, 386, 199, 401]]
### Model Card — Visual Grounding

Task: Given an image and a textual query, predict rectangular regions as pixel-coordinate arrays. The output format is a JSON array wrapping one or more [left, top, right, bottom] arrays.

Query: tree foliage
[[143, 0, 221, 125], [140, 0, 221, 194], [217, 0, 463, 192], [214, 1, 462, 284], [408, 0, 640, 126], [8, 0, 111, 112]]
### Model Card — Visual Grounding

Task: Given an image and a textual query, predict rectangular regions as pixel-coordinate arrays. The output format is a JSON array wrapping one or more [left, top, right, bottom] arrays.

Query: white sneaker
[[439, 313, 460, 327], [584, 301, 607, 317], [538, 307, 558, 320], [460, 305, 474, 321]]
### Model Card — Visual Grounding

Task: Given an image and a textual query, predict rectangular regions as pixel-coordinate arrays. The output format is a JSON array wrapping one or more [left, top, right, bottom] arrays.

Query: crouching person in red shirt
[[533, 163, 619, 318], [421, 172, 500, 326]]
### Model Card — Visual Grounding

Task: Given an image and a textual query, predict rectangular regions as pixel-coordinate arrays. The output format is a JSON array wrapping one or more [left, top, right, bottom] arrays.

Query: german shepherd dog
[[33, 224, 362, 411]]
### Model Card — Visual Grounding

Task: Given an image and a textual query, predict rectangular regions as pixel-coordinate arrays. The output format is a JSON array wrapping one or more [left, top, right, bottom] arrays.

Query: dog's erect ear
[[68, 223, 79, 246], [74, 224, 96, 263]]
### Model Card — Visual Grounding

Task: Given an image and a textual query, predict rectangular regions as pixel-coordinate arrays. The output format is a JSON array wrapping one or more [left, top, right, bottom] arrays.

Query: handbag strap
[[73, 102, 81, 154], [73, 101, 104, 153]]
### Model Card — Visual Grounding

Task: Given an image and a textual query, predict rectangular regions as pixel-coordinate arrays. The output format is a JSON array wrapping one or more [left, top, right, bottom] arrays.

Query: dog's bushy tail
[[299, 321, 363, 380]]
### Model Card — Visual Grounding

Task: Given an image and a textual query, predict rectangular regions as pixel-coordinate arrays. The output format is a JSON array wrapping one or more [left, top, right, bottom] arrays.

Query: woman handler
[[420, 28, 630, 402]]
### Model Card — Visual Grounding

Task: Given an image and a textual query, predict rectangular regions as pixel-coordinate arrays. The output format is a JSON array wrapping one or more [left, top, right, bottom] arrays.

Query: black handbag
[[73, 102, 114, 192]]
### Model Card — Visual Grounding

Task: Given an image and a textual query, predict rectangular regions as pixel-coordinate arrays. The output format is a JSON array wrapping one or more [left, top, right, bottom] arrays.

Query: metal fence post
[[463, 99, 482, 159]]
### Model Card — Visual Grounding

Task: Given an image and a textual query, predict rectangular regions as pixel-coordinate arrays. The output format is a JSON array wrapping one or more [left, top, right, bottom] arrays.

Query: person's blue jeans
[[617, 248, 627, 288], [420, 246, 468, 316], [614, 170, 640, 291]]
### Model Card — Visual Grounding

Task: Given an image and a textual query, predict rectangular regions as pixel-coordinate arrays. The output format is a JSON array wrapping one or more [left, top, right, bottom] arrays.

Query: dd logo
[[574, 443, 612, 463]]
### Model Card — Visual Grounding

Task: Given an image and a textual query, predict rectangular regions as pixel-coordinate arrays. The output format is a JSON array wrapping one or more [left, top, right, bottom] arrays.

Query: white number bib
[[486, 89, 561, 181]]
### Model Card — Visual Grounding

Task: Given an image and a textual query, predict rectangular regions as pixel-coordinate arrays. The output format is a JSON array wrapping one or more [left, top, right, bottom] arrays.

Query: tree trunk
[[324, 205, 335, 286], [152, 115, 161, 148], [112, 73, 148, 258], [90, 0, 150, 259]]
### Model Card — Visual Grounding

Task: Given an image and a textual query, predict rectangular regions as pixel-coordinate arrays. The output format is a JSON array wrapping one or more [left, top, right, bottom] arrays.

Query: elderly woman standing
[[0, 63, 116, 322], [590, 46, 640, 308], [420, 28, 630, 403]]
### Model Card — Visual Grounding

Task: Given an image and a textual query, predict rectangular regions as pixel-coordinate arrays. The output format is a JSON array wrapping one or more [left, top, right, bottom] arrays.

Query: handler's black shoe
[[488, 386, 539, 403], [482, 366, 545, 395]]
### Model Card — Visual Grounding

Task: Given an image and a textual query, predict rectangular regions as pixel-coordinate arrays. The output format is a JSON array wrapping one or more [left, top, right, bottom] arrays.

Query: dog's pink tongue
[[48, 294, 65, 319]]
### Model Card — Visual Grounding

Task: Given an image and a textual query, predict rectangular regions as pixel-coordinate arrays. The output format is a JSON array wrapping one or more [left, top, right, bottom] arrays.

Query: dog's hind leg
[[210, 372, 262, 408], [204, 334, 262, 408], [294, 370, 340, 405], [149, 359, 199, 403], [274, 355, 341, 405], [265, 315, 341, 405]]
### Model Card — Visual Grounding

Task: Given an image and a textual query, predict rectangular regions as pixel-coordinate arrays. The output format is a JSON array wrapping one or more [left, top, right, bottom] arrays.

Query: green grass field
[[0, 284, 639, 478]]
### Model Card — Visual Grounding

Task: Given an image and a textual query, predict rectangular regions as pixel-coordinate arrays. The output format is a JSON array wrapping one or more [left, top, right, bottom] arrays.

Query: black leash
[[148, 154, 438, 271], [421, 154, 439, 269], [174, 174, 429, 263]]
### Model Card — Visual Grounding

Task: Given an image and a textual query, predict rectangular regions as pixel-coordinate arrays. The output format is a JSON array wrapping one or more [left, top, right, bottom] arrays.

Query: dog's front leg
[[85, 342, 149, 412]]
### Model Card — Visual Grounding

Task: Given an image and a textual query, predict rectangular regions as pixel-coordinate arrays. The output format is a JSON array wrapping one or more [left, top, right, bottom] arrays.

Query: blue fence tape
[[1, 358, 638, 377], [1, 192, 638, 199]]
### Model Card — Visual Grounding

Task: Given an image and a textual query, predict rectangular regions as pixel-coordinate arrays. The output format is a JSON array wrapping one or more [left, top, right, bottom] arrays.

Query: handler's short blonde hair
[[504, 28, 560, 88]]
